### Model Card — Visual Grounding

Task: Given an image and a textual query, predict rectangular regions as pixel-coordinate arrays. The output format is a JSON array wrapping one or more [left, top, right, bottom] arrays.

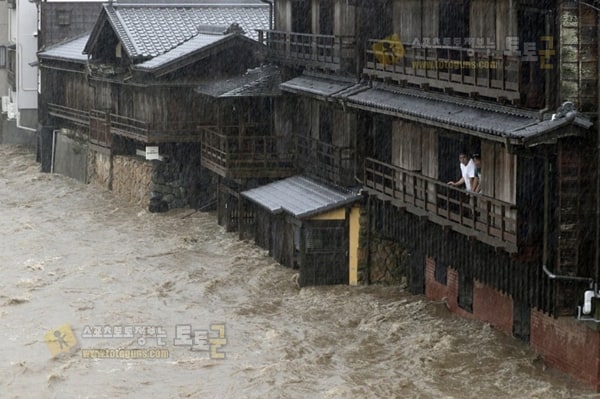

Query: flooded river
[[0, 144, 598, 398]]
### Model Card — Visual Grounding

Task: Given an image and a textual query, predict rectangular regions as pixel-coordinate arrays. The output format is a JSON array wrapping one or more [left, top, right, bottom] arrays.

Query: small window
[[56, 9, 71, 26], [0, 46, 6, 69]]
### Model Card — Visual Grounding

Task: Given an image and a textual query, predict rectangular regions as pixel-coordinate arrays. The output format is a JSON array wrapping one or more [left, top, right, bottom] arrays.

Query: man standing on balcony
[[448, 151, 476, 192]]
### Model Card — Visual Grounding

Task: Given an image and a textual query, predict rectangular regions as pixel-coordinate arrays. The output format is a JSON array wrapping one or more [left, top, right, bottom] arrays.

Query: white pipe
[[50, 129, 56, 174], [16, 112, 36, 132], [583, 290, 595, 314]]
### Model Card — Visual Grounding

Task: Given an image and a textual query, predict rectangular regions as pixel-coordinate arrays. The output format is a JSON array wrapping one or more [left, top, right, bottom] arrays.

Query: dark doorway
[[300, 220, 349, 286], [439, 0, 469, 43], [518, 7, 548, 108], [319, 0, 334, 35], [292, 0, 311, 33]]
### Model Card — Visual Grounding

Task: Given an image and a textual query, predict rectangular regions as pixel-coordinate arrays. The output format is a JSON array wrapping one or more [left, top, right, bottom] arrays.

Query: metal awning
[[241, 175, 361, 219], [280, 73, 358, 100], [195, 65, 281, 98], [341, 83, 593, 146]]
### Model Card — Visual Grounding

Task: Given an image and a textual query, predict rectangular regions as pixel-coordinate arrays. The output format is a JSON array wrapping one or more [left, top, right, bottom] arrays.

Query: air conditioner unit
[[7, 103, 17, 120], [1, 96, 9, 113]]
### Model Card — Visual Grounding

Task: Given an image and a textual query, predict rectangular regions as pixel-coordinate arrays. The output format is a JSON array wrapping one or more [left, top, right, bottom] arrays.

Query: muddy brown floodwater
[[0, 144, 598, 399]]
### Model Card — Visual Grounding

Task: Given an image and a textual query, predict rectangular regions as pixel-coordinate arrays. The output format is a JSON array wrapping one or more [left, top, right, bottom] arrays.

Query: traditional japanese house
[[262, 0, 600, 390], [195, 64, 298, 235], [236, 0, 364, 285], [38, 2, 273, 209]]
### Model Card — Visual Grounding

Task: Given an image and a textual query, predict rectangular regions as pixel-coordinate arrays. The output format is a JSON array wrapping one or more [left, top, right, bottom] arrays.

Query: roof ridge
[[105, 4, 140, 59]]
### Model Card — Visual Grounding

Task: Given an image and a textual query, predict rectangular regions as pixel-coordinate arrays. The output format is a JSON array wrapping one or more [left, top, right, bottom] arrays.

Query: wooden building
[[242, 175, 361, 286], [34, 0, 600, 389], [38, 2, 274, 209], [261, 0, 600, 390]]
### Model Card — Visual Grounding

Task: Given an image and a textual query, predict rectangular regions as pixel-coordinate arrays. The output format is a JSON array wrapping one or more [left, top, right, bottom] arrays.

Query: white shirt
[[460, 159, 476, 191]]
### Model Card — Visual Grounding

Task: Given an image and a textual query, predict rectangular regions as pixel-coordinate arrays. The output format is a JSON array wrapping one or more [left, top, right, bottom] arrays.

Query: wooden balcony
[[109, 114, 202, 143], [201, 126, 296, 179], [296, 135, 355, 187], [48, 103, 89, 127], [257, 29, 355, 73], [364, 157, 518, 252], [363, 39, 523, 104], [89, 109, 111, 149]]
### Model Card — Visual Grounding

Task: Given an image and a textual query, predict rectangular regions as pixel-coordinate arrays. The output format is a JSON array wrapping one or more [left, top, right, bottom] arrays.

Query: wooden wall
[[393, 0, 439, 43]]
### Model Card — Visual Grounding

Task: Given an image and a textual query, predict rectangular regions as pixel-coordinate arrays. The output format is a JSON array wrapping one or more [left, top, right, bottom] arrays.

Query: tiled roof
[[279, 74, 593, 145], [342, 84, 593, 143], [241, 176, 361, 219], [38, 34, 90, 63], [195, 65, 281, 97], [102, 4, 268, 59], [131, 32, 235, 72]]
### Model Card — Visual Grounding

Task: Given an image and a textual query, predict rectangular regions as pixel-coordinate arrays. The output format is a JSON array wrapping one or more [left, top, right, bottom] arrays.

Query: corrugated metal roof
[[280, 74, 356, 98], [38, 34, 90, 63], [100, 4, 268, 59], [195, 65, 281, 97], [241, 176, 361, 219]]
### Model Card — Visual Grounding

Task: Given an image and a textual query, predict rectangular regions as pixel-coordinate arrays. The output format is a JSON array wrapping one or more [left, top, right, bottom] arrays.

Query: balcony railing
[[48, 103, 89, 127], [258, 29, 355, 72], [109, 114, 202, 143], [363, 39, 523, 103], [364, 157, 517, 252], [201, 126, 296, 179], [89, 109, 111, 148], [296, 135, 355, 187]]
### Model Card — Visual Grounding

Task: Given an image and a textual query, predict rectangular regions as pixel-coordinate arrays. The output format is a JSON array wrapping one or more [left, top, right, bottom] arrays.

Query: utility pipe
[[543, 264, 594, 285]]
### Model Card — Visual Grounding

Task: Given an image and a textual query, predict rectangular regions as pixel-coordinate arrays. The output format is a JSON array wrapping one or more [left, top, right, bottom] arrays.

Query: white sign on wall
[[145, 146, 160, 160]]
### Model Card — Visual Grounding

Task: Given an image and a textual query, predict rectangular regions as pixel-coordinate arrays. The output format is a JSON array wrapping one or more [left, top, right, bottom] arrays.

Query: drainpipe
[[260, 0, 274, 30], [542, 154, 549, 269], [574, 0, 600, 290]]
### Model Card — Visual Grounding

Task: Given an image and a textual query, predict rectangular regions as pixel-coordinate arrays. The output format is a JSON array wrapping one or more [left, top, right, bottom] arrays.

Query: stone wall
[[149, 159, 187, 212], [368, 236, 408, 285], [357, 205, 408, 285], [87, 143, 217, 212], [87, 149, 112, 190], [112, 155, 153, 208]]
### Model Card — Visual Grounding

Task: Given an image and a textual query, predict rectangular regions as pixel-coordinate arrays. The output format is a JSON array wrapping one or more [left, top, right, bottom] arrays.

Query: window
[[0, 46, 6, 69], [56, 9, 72, 27]]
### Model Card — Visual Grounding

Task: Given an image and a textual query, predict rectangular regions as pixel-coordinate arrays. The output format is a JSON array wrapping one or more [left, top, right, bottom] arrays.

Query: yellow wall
[[309, 207, 345, 220], [348, 206, 360, 286]]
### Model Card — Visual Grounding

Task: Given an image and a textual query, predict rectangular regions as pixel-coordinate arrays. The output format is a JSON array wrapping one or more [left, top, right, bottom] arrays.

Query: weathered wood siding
[[559, 1, 599, 112], [394, 0, 439, 42], [391, 119, 421, 171]]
